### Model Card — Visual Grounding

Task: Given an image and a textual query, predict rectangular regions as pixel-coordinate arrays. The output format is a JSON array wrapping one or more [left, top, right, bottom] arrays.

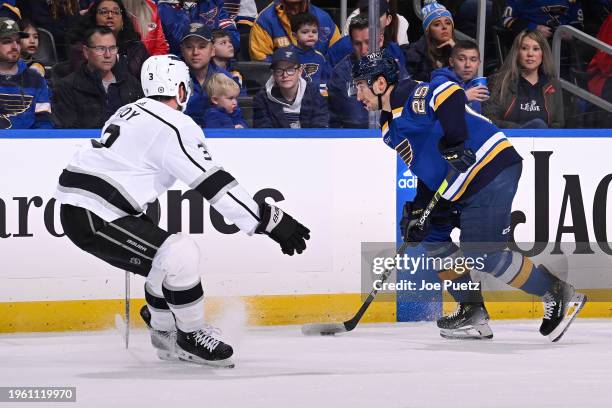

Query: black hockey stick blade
[[300, 170, 455, 337], [301, 322, 348, 336]]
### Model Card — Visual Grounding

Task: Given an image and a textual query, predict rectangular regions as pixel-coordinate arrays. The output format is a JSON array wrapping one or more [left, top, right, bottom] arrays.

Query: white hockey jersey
[[54, 97, 261, 234]]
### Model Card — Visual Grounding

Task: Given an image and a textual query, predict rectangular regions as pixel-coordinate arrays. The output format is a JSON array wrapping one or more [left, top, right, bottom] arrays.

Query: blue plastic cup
[[469, 76, 488, 89]]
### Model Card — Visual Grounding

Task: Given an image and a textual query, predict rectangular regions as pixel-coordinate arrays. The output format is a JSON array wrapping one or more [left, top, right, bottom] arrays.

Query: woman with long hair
[[404, 1, 455, 81], [68, 0, 149, 78], [122, 0, 169, 56], [483, 29, 564, 128]]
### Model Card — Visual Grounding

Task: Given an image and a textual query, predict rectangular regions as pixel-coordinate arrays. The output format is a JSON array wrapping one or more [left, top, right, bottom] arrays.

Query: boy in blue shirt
[[288, 12, 329, 96], [204, 73, 248, 128]]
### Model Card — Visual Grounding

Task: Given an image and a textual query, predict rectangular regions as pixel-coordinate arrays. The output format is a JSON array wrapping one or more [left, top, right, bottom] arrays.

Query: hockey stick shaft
[[343, 170, 455, 331], [125, 271, 130, 349]]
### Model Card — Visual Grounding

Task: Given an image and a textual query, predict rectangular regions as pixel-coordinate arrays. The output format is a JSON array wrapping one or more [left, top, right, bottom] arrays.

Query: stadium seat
[[238, 96, 254, 128], [33, 27, 58, 67], [233, 61, 271, 96]]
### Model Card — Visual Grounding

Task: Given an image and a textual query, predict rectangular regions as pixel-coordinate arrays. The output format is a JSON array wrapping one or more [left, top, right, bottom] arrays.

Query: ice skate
[[176, 326, 235, 368], [140, 305, 177, 361], [539, 270, 587, 342], [437, 302, 493, 340]]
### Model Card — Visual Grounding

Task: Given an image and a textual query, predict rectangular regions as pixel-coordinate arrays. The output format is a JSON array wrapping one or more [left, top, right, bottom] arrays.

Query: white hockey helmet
[[141, 54, 193, 111]]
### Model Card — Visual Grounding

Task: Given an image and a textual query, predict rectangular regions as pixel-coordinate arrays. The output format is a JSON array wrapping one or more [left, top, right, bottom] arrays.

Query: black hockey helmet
[[351, 51, 399, 88]]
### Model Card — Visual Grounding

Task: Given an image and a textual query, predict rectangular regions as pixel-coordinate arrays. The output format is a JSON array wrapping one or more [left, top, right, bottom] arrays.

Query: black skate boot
[[539, 268, 587, 342], [437, 302, 493, 340], [140, 305, 177, 361], [176, 327, 234, 368]]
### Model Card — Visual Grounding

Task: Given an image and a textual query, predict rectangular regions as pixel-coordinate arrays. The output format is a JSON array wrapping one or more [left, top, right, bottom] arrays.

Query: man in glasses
[[253, 47, 328, 128], [52, 26, 143, 128], [327, 14, 407, 128]]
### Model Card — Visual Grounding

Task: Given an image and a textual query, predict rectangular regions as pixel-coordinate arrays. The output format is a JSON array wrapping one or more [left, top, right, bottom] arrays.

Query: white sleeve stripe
[[442, 132, 507, 199], [189, 166, 222, 189], [429, 81, 457, 109]]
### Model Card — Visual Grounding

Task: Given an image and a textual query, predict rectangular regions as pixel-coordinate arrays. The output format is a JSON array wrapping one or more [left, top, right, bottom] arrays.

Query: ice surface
[[1, 320, 611, 408]]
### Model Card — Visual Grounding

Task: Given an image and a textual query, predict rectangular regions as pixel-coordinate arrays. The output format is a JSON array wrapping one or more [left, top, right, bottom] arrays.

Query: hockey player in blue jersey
[[352, 51, 587, 341]]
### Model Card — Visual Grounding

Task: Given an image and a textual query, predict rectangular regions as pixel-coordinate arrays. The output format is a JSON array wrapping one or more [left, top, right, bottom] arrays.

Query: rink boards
[[0, 129, 611, 332]]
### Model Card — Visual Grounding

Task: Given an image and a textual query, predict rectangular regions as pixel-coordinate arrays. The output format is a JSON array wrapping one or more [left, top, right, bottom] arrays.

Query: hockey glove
[[400, 202, 430, 244], [255, 203, 310, 256], [439, 141, 476, 173]]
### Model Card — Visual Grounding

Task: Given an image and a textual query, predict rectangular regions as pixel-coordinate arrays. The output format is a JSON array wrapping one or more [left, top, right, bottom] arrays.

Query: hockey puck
[[320, 332, 335, 336]]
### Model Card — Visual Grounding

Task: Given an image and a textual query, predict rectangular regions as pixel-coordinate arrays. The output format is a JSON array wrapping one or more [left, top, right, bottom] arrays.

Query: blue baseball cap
[[181, 23, 212, 43], [271, 47, 300, 67]]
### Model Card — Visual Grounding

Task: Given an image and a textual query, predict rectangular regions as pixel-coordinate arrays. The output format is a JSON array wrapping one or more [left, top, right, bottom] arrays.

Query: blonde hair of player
[[205, 73, 240, 102]]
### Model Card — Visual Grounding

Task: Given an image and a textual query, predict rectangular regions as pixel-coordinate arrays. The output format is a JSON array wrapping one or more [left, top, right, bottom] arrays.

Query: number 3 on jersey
[[411, 85, 429, 115]]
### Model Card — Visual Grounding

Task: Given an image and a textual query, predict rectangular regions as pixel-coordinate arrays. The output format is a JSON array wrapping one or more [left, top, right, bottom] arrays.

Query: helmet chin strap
[[372, 82, 391, 111]]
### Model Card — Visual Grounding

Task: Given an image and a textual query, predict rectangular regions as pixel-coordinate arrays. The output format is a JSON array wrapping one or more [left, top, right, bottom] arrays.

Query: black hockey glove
[[255, 203, 310, 256], [400, 202, 430, 244], [439, 141, 476, 173]]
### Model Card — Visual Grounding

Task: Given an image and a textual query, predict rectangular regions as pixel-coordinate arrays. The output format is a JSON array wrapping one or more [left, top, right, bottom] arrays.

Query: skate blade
[[440, 323, 493, 340], [156, 349, 178, 361], [177, 349, 235, 368], [548, 293, 587, 343]]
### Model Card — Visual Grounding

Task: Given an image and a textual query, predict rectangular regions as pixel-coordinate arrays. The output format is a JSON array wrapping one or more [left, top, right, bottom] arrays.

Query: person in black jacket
[[67, 0, 148, 79], [253, 47, 328, 128], [51, 26, 143, 128]]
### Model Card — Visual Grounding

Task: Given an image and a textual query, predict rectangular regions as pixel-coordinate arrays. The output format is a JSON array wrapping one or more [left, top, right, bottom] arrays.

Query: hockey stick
[[301, 170, 455, 336], [114, 271, 131, 348]]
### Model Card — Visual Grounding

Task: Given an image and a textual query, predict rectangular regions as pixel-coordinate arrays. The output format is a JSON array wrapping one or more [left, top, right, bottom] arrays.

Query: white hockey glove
[[255, 203, 310, 256]]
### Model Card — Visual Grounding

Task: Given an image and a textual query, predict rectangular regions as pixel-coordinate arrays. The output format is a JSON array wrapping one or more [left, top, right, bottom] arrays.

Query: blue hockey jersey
[[0, 60, 53, 129], [158, 0, 239, 56], [283, 44, 330, 96], [381, 78, 522, 201], [502, 0, 583, 31]]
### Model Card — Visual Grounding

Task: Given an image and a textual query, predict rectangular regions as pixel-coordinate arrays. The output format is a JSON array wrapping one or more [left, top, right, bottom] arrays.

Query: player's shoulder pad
[[390, 79, 418, 118]]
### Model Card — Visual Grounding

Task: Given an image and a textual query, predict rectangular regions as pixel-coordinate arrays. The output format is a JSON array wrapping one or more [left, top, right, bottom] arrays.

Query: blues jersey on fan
[[502, 0, 583, 30]]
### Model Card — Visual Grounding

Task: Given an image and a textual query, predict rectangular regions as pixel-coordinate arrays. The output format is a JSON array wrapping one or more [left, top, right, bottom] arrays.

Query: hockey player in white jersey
[[54, 55, 310, 368]]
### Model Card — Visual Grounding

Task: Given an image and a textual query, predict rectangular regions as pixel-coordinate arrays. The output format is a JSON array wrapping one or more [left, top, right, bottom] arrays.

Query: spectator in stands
[[327, 14, 408, 128], [253, 47, 328, 128], [158, 0, 239, 57], [328, 0, 405, 70], [0, 1, 21, 20], [587, 13, 611, 102], [0, 17, 52, 129], [204, 72, 248, 128], [181, 23, 235, 127], [405, 1, 456, 82], [17, 1, 88, 61], [68, 0, 149, 79], [249, 0, 341, 61], [122, 0, 169, 55], [342, 0, 409, 46], [51, 26, 143, 128], [211, 28, 245, 94], [500, 0, 583, 38], [483, 29, 563, 128], [438, 0, 492, 39], [287, 12, 329, 94], [18, 19, 46, 77], [431, 40, 488, 113], [233, 0, 258, 36]]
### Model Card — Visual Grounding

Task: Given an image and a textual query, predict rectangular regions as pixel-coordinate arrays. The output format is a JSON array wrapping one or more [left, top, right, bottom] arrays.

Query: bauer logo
[[397, 168, 417, 190]]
